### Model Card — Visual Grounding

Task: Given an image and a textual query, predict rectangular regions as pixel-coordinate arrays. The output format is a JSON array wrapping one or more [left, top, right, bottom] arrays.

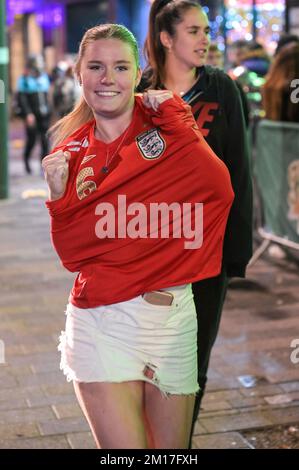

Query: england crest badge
[[136, 128, 165, 160]]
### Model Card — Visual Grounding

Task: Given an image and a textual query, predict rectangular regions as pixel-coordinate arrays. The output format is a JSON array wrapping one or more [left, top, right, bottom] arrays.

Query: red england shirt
[[46, 95, 234, 308]]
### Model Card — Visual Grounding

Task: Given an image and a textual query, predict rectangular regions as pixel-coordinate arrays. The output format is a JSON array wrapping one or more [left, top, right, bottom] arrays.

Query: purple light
[[7, 0, 42, 15], [36, 5, 64, 28], [6, 0, 63, 28]]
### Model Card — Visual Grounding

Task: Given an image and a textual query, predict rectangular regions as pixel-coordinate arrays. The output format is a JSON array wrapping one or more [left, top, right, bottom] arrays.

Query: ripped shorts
[[58, 284, 198, 395]]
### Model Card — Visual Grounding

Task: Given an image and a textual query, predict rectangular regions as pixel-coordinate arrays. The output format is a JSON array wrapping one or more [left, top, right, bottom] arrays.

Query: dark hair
[[275, 33, 299, 56], [262, 43, 299, 122], [209, 43, 221, 53], [247, 40, 265, 51], [144, 0, 202, 88], [229, 39, 248, 50]]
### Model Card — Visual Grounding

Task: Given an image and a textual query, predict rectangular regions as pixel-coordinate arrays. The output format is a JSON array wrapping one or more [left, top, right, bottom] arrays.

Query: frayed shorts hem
[[67, 373, 199, 397]]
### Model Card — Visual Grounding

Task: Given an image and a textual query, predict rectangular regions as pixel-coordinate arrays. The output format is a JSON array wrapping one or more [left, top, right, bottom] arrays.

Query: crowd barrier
[[249, 119, 299, 265]]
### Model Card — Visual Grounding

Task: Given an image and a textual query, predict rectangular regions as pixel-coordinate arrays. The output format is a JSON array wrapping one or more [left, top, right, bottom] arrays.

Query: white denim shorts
[[58, 284, 198, 395]]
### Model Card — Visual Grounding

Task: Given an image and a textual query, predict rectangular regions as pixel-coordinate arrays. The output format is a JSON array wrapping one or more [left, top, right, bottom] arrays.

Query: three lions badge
[[136, 129, 165, 160]]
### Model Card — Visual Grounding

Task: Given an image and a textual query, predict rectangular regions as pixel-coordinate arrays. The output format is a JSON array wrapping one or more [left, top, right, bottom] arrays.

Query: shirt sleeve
[[147, 94, 202, 138]]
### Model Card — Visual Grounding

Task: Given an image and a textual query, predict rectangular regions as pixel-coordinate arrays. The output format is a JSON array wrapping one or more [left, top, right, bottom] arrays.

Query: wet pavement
[[0, 121, 299, 449]]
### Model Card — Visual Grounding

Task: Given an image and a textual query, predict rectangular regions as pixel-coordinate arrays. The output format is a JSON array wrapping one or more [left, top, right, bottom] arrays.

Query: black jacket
[[138, 66, 253, 277], [16, 74, 51, 119]]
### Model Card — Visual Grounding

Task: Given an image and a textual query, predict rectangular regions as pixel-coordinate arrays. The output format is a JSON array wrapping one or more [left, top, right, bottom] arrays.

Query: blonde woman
[[42, 23, 233, 449]]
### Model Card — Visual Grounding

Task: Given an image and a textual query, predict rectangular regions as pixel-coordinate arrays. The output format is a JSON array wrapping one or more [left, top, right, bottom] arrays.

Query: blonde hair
[[49, 24, 139, 147]]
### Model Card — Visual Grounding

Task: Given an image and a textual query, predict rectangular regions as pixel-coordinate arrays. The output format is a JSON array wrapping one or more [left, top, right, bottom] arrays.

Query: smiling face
[[164, 7, 211, 69], [79, 38, 141, 119]]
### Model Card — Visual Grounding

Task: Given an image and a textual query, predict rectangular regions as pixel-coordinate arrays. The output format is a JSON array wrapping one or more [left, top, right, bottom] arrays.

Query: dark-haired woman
[[140, 0, 253, 441]]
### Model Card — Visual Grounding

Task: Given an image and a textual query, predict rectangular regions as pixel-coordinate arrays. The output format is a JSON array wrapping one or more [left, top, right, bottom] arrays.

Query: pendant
[[101, 166, 109, 174]]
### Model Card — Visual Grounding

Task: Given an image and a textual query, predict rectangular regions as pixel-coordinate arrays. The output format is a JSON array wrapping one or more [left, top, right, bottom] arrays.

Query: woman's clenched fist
[[42, 150, 71, 201]]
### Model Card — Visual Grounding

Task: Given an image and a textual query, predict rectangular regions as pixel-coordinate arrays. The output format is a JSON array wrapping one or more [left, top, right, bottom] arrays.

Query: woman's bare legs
[[73, 380, 148, 449], [144, 381, 195, 449], [74, 379, 195, 449]]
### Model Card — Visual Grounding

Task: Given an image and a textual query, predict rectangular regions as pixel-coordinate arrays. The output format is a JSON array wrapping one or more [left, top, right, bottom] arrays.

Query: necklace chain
[[101, 127, 130, 174]]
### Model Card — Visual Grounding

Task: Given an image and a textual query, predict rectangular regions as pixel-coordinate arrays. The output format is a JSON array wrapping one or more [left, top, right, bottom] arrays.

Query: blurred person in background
[[241, 41, 270, 78], [262, 43, 299, 122], [140, 0, 253, 445], [274, 33, 299, 57], [52, 61, 81, 118], [16, 54, 51, 174], [227, 39, 249, 69], [207, 43, 249, 126], [228, 41, 270, 122], [206, 42, 224, 68], [259, 42, 299, 260]]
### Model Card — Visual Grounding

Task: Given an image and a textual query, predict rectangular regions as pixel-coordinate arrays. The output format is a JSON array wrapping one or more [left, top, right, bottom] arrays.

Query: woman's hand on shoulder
[[42, 150, 71, 201], [142, 90, 173, 112]]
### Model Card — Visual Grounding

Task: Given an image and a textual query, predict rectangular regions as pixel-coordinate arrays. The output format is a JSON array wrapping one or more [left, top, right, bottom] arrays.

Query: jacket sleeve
[[222, 76, 253, 277]]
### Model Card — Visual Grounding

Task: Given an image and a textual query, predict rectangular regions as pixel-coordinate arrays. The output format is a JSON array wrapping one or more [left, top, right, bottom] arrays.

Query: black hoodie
[[138, 66, 253, 277]]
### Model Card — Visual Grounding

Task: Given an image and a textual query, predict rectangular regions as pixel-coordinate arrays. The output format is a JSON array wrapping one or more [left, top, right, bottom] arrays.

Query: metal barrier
[[249, 119, 299, 265]]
